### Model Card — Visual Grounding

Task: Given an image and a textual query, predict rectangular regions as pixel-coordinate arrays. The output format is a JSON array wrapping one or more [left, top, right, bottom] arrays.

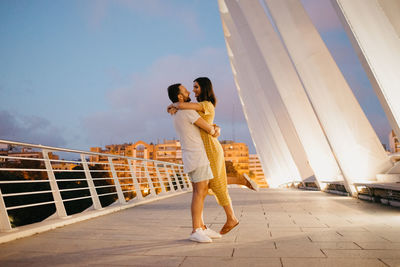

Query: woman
[[168, 77, 242, 234]]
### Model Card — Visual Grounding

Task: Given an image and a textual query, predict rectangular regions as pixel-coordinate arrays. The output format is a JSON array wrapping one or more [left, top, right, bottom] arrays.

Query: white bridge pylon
[[222, 18, 300, 187], [331, 0, 400, 142], [222, 3, 314, 188], [218, 0, 397, 194]]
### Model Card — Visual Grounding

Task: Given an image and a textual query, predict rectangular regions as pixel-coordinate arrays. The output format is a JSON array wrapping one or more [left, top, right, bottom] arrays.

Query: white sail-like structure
[[332, 0, 400, 139], [228, 0, 346, 190], [218, 0, 394, 192], [220, 4, 303, 187], [263, 0, 393, 192], [222, 0, 317, 186]]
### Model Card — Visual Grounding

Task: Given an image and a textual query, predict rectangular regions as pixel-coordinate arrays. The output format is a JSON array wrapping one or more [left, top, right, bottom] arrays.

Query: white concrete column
[[377, 0, 400, 37], [234, 75, 286, 187], [225, 24, 282, 186], [263, 0, 393, 193], [233, 72, 286, 186], [224, 0, 316, 185], [332, 0, 400, 139], [220, 7, 302, 187], [230, 52, 297, 185], [222, 7, 288, 187], [233, 0, 345, 189]]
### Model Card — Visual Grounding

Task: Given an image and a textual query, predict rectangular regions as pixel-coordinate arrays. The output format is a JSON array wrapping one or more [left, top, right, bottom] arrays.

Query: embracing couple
[[167, 77, 258, 243]]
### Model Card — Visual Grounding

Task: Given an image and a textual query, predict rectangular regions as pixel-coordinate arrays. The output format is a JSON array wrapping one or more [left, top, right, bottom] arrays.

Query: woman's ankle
[[227, 217, 238, 223]]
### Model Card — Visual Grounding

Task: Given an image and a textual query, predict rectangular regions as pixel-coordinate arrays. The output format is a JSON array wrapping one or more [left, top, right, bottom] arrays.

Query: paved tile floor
[[0, 189, 399, 266]]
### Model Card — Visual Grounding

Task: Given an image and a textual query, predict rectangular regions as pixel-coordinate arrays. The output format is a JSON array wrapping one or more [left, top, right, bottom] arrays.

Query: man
[[167, 83, 221, 243]]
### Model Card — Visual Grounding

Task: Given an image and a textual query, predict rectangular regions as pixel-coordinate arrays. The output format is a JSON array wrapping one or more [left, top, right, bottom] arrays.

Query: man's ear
[[177, 94, 183, 101]]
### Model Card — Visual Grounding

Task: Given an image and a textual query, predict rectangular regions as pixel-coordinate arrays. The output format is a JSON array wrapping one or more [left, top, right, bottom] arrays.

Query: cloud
[[0, 110, 67, 147], [81, 47, 249, 148]]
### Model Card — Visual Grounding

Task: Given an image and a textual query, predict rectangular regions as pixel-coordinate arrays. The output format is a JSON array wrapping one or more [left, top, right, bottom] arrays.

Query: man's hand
[[212, 124, 221, 138], [167, 105, 178, 115]]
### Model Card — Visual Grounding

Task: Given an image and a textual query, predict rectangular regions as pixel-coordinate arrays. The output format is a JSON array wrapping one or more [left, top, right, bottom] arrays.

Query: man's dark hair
[[194, 77, 217, 107], [167, 83, 181, 103]]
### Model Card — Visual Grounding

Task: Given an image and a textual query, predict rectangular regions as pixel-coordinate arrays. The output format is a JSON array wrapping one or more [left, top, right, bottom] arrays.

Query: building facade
[[155, 140, 182, 164], [389, 130, 400, 153], [90, 139, 255, 175], [90, 140, 180, 164], [89, 140, 185, 196], [249, 154, 268, 188], [0, 147, 59, 163], [220, 140, 249, 175]]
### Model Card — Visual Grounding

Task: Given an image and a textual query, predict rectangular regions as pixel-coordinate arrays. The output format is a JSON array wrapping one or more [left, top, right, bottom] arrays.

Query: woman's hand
[[167, 103, 178, 115]]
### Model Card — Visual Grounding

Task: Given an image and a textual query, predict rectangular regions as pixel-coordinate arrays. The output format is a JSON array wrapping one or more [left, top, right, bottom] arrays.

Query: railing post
[[108, 157, 126, 204], [154, 163, 167, 194], [127, 159, 144, 200], [42, 149, 68, 218], [80, 155, 102, 210], [171, 165, 183, 192], [178, 165, 190, 190], [186, 172, 193, 190], [182, 165, 193, 190], [164, 164, 176, 192], [0, 188, 12, 232], [144, 162, 157, 196], [177, 165, 188, 190]]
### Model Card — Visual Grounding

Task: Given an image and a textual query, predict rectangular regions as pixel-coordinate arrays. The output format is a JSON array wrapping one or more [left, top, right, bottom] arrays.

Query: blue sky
[[0, 0, 391, 153]]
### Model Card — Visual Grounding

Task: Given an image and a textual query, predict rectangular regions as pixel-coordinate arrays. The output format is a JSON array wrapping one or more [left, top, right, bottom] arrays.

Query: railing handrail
[[0, 139, 192, 237], [0, 139, 182, 166], [389, 152, 400, 159]]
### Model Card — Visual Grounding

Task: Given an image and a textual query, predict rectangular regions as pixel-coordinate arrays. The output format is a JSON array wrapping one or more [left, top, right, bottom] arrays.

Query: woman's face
[[193, 81, 201, 97]]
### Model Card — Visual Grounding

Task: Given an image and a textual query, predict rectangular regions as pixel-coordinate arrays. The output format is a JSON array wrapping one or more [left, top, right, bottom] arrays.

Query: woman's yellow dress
[[198, 101, 231, 206]]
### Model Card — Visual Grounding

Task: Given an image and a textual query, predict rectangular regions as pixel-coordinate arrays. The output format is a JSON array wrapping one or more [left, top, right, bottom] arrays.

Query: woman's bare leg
[[220, 202, 239, 234]]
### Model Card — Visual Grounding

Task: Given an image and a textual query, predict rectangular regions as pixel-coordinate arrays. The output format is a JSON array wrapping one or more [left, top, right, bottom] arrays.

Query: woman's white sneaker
[[203, 227, 222, 239], [189, 228, 212, 243]]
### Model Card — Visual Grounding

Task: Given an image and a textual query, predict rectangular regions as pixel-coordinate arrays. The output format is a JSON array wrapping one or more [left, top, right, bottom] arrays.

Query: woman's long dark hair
[[194, 77, 217, 107]]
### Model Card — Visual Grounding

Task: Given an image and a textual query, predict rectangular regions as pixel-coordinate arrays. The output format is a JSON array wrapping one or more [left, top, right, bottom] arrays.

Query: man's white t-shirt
[[173, 110, 210, 173]]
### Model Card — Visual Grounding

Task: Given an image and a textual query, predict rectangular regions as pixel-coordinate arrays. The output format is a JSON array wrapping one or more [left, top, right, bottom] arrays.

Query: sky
[[0, 0, 392, 154]]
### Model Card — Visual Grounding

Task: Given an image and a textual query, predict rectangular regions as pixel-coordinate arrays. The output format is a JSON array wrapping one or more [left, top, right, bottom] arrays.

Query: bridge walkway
[[1, 189, 399, 266]]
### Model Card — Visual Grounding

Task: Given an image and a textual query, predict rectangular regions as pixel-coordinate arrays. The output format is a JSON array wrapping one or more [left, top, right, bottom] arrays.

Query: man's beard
[[184, 96, 191, 102]]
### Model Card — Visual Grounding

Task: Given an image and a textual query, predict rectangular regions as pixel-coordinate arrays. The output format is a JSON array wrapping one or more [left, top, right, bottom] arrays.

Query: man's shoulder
[[173, 109, 200, 126], [176, 109, 198, 118], [178, 109, 197, 115]]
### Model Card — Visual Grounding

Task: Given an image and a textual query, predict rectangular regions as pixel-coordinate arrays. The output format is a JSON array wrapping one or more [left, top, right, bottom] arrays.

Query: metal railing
[[0, 140, 192, 232]]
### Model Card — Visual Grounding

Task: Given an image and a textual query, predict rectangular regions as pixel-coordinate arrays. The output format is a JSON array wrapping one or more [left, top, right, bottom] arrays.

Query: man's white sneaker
[[203, 227, 222, 239], [189, 228, 212, 243]]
